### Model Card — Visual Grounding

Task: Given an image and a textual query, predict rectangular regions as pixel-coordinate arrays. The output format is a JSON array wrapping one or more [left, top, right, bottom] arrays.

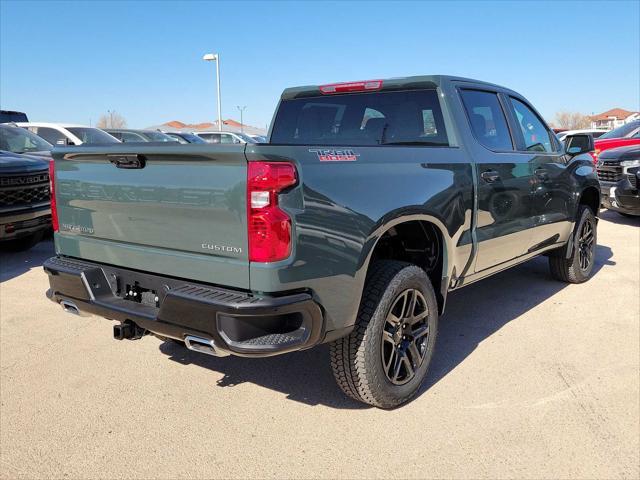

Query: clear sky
[[1, 0, 638, 129]]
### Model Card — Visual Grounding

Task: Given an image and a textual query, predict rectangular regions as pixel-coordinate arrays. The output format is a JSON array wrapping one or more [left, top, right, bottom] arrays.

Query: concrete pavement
[[1, 210, 638, 479]]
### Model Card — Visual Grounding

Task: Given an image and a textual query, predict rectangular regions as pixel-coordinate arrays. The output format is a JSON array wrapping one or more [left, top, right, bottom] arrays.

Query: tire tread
[[548, 205, 596, 284], [330, 260, 436, 408]]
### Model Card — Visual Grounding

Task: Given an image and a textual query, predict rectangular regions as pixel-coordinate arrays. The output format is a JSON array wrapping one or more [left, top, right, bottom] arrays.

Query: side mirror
[[564, 134, 594, 157]]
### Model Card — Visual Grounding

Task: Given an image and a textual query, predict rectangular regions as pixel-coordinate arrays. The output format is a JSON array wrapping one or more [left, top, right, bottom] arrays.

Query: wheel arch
[[358, 213, 455, 314], [578, 185, 600, 216]]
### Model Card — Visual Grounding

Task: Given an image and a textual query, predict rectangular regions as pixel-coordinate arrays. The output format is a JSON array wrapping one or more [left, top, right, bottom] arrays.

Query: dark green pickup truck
[[44, 76, 600, 408]]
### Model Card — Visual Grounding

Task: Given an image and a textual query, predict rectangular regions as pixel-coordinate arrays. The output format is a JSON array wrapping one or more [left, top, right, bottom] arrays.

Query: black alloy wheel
[[381, 289, 430, 385], [577, 217, 595, 271]]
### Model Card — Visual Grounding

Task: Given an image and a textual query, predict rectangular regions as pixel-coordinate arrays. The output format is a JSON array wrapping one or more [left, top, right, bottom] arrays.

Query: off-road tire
[[329, 260, 438, 408], [549, 205, 597, 283]]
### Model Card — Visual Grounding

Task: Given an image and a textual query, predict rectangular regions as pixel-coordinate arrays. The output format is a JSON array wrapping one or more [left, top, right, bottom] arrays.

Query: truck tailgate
[[52, 144, 249, 289]]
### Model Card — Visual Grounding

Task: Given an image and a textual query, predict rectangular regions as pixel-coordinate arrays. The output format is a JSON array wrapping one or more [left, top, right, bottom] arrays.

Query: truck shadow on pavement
[[0, 238, 54, 283], [598, 209, 640, 227], [159, 244, 614, 409], [418, 245, 614, 400]]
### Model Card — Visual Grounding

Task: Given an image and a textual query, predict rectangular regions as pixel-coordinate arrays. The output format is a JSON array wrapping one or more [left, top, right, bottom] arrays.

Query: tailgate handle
[[107, 154, 146, 169]]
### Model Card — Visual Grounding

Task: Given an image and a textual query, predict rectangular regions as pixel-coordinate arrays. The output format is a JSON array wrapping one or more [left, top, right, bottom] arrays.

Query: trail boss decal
[[309, 149, 359, 162]]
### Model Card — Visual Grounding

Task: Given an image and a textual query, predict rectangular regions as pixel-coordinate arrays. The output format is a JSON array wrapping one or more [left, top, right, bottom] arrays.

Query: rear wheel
[[330, 260, 438, 408], [549, 206, 597, 283]]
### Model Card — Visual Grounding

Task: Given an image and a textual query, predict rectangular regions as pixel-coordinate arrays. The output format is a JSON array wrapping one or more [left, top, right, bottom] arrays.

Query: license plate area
[[123, 281, 159, 308], [102, 267, 172, 309]]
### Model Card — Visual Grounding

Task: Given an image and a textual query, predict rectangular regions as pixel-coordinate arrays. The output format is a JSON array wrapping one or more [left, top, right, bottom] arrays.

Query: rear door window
[[36, 127, 67, 145], [121, 132, 146, 142], [66, 128, 120, 144], [271, 89, 449, 146], [460, 90, 513, 151]]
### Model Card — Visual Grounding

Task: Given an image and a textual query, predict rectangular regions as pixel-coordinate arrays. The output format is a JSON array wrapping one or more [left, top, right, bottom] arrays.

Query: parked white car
[[194, 131, 256, 144], [556, 129, 608, 142], [247, 134, 267, 143], [16, 122, 120, 145]]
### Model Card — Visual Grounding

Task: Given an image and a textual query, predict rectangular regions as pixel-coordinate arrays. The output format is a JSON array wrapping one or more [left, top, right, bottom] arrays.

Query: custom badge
[[308, 148, 359, 162]]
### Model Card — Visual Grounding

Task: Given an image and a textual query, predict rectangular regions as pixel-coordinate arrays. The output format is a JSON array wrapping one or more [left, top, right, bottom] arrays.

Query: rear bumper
[[44, 256, 324, 357]]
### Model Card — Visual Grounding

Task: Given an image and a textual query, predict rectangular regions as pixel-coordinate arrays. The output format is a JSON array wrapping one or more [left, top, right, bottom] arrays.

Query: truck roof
[[281, 75, 515, 100]]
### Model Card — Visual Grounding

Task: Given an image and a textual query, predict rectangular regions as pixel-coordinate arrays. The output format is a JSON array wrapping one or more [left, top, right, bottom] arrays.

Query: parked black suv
[[0, 151, 51, 249], [597, 145, 640, 217], [0, 125, 52, 249], [0, 124, 52, 157]]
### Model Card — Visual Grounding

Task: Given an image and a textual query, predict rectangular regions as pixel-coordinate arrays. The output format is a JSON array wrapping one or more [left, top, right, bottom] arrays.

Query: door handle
[[534, 168, 549, 181], [481, 170, 500, 183]]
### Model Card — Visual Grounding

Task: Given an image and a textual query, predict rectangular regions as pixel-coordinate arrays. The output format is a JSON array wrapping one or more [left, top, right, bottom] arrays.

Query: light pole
[[203, 53, 222, 131], [236, 106, 247, 133]]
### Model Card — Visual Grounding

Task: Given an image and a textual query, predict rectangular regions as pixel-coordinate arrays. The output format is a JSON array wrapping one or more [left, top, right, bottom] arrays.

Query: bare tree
[[96, 111, 127, 129], [554, 111, 591, 130]]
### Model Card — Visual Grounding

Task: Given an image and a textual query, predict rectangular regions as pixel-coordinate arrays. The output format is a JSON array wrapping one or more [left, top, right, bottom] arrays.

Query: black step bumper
[[44, 256, 324, 357]]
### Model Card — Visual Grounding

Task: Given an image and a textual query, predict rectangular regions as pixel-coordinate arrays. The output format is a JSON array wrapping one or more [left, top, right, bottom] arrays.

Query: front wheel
[[549, 206, 597, 283], [330, 261, 438, 408]]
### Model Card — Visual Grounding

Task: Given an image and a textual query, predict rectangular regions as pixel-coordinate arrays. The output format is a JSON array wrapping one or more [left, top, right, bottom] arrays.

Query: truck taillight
[[49, 159, 59, 232], [590, 149, 600, 163], [247, 161, 297, 262]]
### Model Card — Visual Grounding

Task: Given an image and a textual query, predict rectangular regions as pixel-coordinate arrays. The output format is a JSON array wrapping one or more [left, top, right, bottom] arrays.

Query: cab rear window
[[270, 90, 449, 147]]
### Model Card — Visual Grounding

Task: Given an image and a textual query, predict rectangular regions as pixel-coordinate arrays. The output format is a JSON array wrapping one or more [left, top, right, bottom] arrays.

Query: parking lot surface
[[1, 211, 638, 479]]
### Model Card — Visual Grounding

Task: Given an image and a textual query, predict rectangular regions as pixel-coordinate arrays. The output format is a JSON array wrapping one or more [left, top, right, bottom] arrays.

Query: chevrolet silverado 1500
[[44, 76, 600, 408]]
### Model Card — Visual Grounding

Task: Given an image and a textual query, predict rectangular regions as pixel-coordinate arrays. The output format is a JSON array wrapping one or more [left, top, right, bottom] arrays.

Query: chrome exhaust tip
[[184, 335, 228, 357], [60, 300, 81, 316]]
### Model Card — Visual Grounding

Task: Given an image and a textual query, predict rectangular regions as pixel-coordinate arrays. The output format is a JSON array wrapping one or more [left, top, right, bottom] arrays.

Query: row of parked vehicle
[[0, 110, 269, 249], [0, 108, 638, 252], [9, 123, 266, 148], [553, 123, 640, 218]]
